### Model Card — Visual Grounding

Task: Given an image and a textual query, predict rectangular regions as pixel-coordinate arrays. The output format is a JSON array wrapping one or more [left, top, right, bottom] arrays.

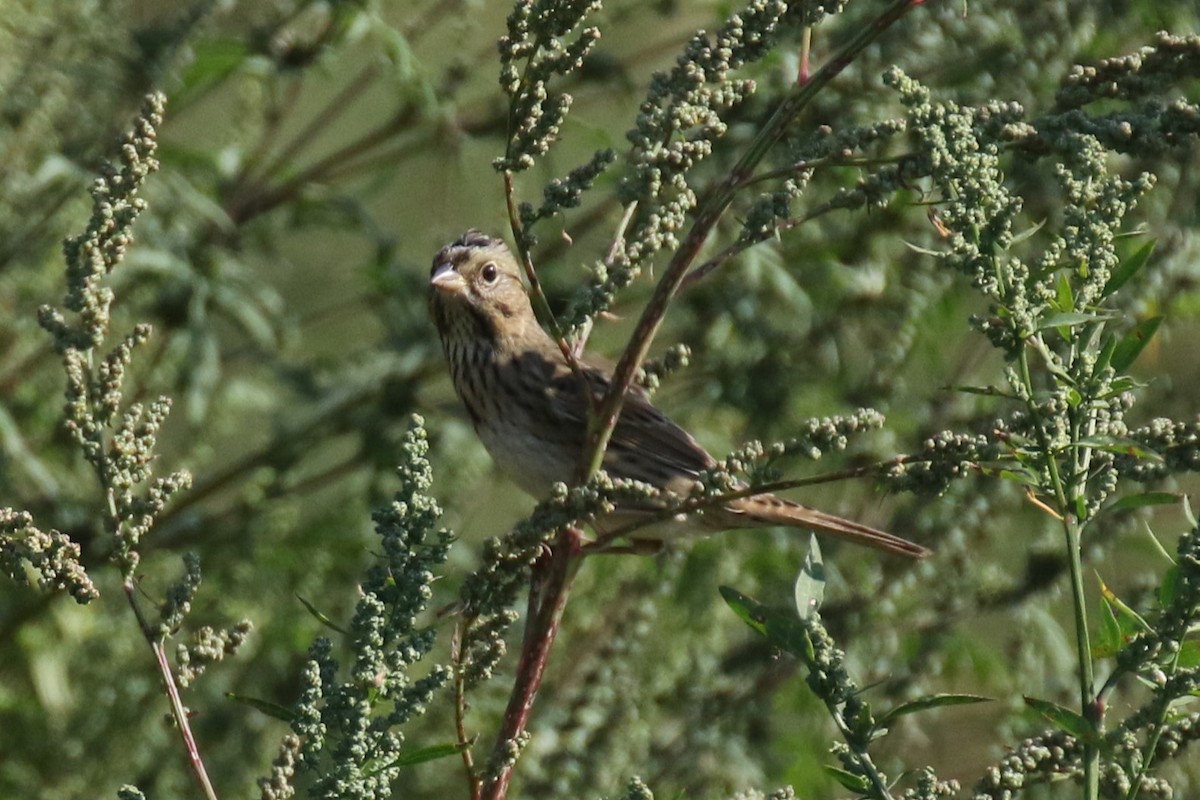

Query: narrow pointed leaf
[[1055, 273, 1073, 312], [1110, 316, 1163, 373], [1092, 596, 1122, 658], [226, 693, 295, 722], [1098, 577, 1152, 634], [1102, 240, 1155, 298], [1036, 311, 1116, 331], [392, 742, 470, 767], [1105, 492, 1180, 514], [825, 765, 870, 793], [794, 536, 825, 621], [1023, 696, 1098, 744], [719, 586, 770, 636], [879, 693, 993, 726], [297, 593, 350, 635]]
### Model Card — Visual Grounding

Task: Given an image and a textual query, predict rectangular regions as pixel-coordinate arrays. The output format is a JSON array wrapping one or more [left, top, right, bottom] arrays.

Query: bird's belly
[[475, 417, 576, 499]]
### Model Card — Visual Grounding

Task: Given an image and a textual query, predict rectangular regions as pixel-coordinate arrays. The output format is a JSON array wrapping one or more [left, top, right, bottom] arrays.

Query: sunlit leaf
[[1054, 273, 1073, 312], [392, 742, 469, 767], [1105, 492, 1180, 514], [1037, 311, 1116, 331], [1102, 240, 1155, 298], [719, 586, 770, 637], [1023, 696, 1098, 744], [879, 693, 992, 726], [794, 536, 825, 621], [1092, 595, 1122, 659], [1097, 577, 1152, 635], [1073, 436, 1163, 461], [824, 765, 870, 793]]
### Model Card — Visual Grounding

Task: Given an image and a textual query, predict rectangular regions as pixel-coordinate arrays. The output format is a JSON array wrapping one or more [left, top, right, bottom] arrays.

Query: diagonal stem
[[581, 0, 932, 482], [480, 529, 582, 800], [124, 581, 219, 800]]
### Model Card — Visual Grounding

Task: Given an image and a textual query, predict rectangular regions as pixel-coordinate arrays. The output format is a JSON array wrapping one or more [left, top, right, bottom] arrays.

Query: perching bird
[[428, 229, 929, 558]]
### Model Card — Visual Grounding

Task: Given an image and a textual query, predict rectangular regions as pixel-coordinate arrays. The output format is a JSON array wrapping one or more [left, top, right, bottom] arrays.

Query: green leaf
[[719, 587, 812, 659], [879, 693, 993, 726], [1054, 273, 1074, 312], [1110, 316, 1163, 374], [1177, 640, 1200, 669], [794, 536, 825, 621], [945, 384, 1017, 398], [1105, 492, 1181, 514], [1102, 240, 1155, 298], [392, 742, 469, 767], [1023, 696, 1098, 744], [297, 594, 350, 635], [1010, 218, 1047, 245], [1098, 577, 1152, 635], [902, 240, 945, 257], [824, 765, 871, 793], [1095, 332, 1118, 373], [719, 586, 770, 637], [1144, 524, 1178, 566], [226, 693, 295, 722], [1072, 436, 1164, 461], [1158, 565, 1180, 608], [992, 468, 1041, 487], [176, 39, 252, 100], [1036, 311, 1116, 331], [1092, 595, 1123, 658]]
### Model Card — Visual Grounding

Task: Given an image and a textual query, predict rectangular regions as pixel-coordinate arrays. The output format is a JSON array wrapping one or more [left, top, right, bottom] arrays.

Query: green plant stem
[[503, 171, 594, 413], [1018, 344, 1099, 800], [581, 0, 931, 482]]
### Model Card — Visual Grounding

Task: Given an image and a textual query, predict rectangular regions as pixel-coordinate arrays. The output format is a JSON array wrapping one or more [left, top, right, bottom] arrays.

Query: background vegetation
[[1, 1, 1199, 798]]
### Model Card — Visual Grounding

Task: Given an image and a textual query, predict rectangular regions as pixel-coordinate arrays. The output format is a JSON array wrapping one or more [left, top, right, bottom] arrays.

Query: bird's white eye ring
[[481, 262, 499, 284]]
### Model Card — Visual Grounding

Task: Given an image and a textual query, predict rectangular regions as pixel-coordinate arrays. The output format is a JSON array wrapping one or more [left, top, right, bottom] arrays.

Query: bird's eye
[[481, 262, 499, 284]]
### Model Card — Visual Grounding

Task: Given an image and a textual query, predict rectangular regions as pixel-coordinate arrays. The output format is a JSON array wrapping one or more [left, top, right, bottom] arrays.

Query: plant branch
[[123, 581, 219, 800], [581, 0, 931, 482], [452, 616, 482, 800], [480, 528, 583, 800], [503, 171, 594, 414]]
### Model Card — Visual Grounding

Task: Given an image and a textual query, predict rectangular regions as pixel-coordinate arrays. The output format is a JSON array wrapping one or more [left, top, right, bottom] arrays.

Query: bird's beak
[[431, 262, 467, 294]]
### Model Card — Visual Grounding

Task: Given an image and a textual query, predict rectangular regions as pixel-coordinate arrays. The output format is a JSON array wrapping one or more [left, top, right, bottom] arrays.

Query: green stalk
[[1018, 345, 1098, 800]]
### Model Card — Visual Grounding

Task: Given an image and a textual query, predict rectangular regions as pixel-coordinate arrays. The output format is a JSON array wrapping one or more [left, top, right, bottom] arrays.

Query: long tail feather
[[728, 494, 931, 559]]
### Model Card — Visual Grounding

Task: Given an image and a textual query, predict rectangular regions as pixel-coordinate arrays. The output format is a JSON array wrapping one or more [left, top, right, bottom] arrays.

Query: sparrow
[[429, 229, 928, 558]]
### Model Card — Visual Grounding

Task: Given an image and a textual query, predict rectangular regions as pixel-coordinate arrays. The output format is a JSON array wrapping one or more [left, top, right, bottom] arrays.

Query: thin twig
[[451, 616, 482, 800], [123, 582, 219, 800], [503, 171, 596, 414]]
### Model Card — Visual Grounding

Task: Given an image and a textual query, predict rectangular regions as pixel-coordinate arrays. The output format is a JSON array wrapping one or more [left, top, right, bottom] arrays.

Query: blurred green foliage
[[1, 0, 1199, 798]]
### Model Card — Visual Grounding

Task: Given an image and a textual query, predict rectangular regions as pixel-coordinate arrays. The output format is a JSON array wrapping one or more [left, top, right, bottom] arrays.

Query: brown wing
[[541, 352, 714, 489]]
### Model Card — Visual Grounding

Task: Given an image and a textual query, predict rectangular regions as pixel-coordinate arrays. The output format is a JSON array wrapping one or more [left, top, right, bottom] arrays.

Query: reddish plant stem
[[481, 529, 582, 800], [581, 0, 931, 482], [123, 581, 219, 800]]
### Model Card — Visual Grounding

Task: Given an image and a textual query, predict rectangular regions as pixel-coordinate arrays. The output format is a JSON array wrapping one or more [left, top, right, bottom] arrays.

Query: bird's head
[[429, 230, 534, 344]]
